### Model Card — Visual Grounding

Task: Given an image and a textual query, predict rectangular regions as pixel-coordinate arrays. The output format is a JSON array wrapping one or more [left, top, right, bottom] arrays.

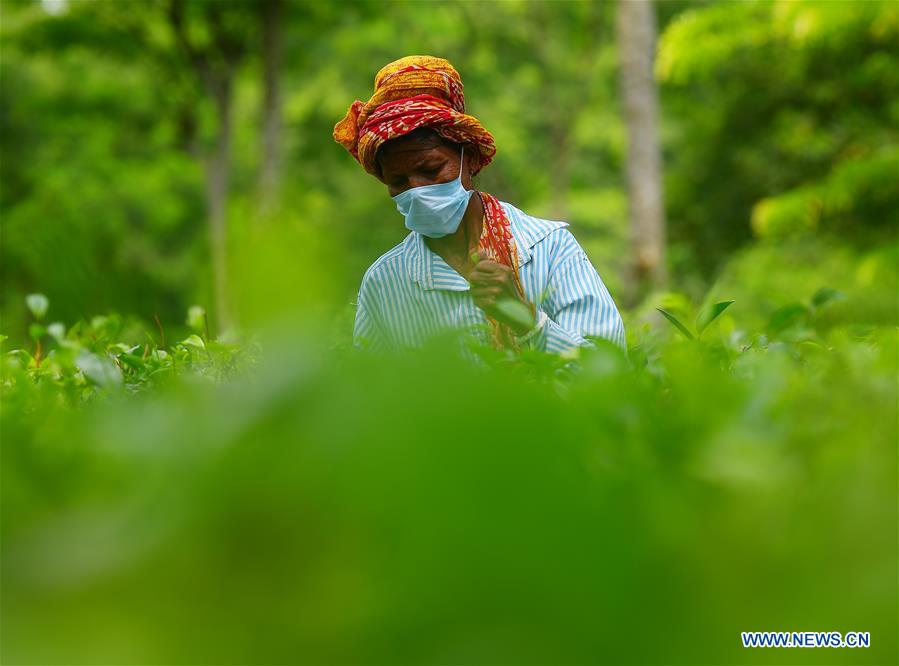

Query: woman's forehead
[[380, 133, 449, 156], [379, 140, 458, 175]]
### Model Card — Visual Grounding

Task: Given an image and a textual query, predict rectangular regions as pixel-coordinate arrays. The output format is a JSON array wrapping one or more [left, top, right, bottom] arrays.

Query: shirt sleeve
[[353, 278, 387, 351], [521, 241, 625, 354]]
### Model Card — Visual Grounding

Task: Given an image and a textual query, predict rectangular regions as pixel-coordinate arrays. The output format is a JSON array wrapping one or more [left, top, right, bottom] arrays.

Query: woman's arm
[[519, 245, 626, 354], [353, 280, 387, 351]]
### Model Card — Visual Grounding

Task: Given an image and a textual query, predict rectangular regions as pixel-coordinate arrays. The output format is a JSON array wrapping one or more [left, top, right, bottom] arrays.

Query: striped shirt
[[353, 200, 625, 354]]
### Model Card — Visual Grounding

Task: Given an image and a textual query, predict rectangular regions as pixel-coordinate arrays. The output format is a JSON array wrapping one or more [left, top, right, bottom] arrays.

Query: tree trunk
[[617, 0, 666, 295], [259, 0, 284, 215], [167, 0, 247, 333], [207, 76, 233, 332]]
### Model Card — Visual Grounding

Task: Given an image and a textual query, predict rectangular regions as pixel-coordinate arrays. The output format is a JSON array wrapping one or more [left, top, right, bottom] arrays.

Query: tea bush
[[1, 292, 896, 664]]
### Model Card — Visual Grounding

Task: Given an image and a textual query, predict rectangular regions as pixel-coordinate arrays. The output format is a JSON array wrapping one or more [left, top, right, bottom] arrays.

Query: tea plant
[[1, 295, 259, 408]]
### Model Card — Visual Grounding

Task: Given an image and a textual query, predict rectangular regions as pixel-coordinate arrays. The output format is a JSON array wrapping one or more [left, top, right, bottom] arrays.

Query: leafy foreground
[[1, 312, 897, 664]]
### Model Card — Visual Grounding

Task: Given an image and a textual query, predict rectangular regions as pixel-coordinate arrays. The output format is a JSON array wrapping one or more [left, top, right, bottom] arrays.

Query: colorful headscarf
[[333, 55, 496, 179], [334, 56, 526, 351]]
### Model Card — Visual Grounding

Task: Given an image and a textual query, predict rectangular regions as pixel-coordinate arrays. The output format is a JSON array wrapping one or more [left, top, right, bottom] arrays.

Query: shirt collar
[[404, 201, 568, 291]]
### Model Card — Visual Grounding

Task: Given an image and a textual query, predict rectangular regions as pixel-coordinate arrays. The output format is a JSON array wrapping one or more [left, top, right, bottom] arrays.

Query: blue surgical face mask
[[392, 146, 473, 238]]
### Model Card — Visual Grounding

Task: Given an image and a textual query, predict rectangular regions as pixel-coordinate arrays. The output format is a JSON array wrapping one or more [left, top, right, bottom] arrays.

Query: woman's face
[[378, 133, 475, 198]]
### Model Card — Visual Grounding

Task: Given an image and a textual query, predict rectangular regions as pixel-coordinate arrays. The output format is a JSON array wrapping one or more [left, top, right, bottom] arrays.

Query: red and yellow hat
[[333, 55, 496, 180]]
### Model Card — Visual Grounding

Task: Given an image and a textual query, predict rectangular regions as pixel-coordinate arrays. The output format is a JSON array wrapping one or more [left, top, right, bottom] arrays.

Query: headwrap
[[334, 55, 527, 351], [333, 55, 496, 179]]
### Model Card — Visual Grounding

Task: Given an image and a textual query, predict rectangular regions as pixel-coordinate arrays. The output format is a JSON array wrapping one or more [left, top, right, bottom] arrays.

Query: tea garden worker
[[334, 55, 625, 354]]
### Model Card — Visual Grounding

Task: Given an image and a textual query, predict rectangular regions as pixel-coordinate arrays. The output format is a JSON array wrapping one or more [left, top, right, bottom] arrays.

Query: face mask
[[392, 146, 473, 238]]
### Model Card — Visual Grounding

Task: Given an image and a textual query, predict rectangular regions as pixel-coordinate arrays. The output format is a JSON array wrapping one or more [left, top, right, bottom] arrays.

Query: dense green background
[[1, 0, 897, 663], [2, 0, 896, 339]]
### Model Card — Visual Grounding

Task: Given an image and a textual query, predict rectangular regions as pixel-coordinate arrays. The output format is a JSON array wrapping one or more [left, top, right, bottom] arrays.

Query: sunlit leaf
[[187, 305, 207, 334], [47, 322, 66, 341], [180, 334, 206, 350], [75, 352, 122, 388], [26, 293, 49, 320]]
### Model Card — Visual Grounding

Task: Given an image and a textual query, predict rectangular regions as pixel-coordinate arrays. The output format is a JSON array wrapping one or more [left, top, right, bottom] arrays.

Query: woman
[[334, 55, 625, 354]]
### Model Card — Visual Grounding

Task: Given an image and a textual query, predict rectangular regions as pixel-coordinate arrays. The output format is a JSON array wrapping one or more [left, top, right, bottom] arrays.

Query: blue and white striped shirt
[[353, 200, 625, 354]]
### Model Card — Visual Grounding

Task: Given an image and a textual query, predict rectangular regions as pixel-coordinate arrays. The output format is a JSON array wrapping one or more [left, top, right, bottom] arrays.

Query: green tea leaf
[[656, 308, 695, 340], [75, 352, 122, 388], [181, 334, 206, 350], [768, 304, 808, 334], [695, 300, 734, 337], [119, 354, 145, 371], [494, 299, 536, 333], [28, 323, 46, 339], [811, 287, 843, 310]]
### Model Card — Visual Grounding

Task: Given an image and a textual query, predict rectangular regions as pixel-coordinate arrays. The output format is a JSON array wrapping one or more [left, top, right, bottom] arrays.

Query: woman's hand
[[467, 251, 537, 335]]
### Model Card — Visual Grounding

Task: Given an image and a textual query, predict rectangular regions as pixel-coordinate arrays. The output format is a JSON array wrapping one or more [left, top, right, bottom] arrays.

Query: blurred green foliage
[[3, 296, 258, 407], [2, 292, 896, 663], [658, 0, 898, 284], [3, 0, 894, 336]]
